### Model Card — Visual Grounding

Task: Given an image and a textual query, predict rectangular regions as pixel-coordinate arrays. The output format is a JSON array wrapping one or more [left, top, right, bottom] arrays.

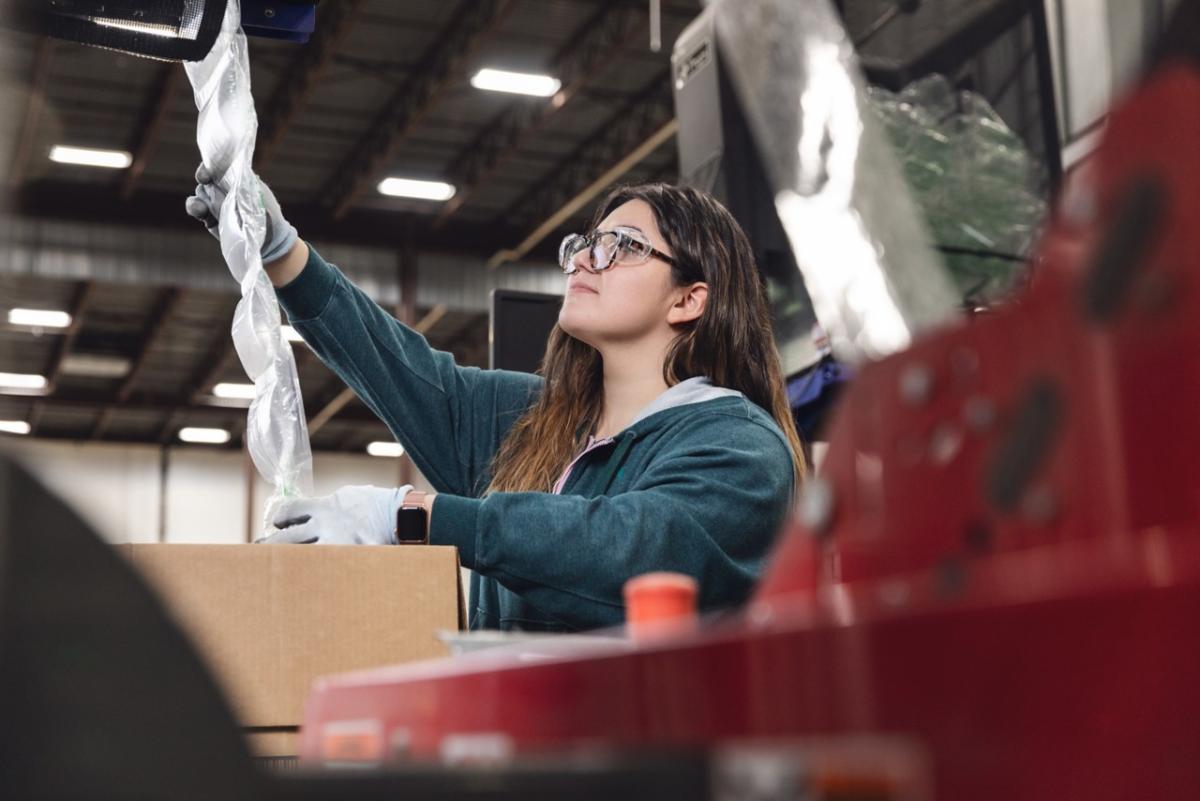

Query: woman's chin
[[557, 314, 596, 347]]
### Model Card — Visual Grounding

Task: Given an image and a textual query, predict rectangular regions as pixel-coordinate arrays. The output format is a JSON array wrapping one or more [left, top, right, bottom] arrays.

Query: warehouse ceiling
[[0, 0, 699, 454]]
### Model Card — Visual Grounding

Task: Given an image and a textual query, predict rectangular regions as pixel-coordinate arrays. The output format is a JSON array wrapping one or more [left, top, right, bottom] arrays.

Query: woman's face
[[557, 199, 683, 349]]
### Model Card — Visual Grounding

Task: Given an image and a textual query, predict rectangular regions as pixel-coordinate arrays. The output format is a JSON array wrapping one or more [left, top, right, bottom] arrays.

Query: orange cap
[[624, 572, 698, 636]]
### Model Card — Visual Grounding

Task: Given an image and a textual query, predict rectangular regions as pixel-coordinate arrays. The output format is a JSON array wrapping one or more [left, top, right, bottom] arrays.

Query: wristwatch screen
[[395, 506, 428, 544]]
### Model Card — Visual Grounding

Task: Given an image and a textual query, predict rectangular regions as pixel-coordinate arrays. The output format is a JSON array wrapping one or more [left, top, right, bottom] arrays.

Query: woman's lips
[[568, 284, 598, 294]]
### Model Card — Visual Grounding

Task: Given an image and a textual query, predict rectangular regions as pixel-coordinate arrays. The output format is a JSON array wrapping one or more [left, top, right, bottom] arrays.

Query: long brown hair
[[487, 183, 807, 493]]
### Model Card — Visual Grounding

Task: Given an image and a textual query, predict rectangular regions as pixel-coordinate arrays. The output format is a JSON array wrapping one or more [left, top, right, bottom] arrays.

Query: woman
[[187, 171, 806, 632]]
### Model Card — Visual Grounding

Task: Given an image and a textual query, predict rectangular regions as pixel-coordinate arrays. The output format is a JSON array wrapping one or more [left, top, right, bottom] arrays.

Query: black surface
[[1152, 0, 1200, 70], [490, 289, 562, 374], [1080, 174, 1167, 324], [0, 451, 262, 799], [985, 378, 1064, 513], [5, 0, 227, 62], [268, 753, 711, 801]]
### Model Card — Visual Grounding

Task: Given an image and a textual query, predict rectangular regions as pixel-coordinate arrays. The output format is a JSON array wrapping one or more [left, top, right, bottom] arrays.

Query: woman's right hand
[[184, 164, 299, 265]]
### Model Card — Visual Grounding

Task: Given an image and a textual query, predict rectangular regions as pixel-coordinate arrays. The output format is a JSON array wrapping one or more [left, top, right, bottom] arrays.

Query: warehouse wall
[[2, 438, 432, 544]]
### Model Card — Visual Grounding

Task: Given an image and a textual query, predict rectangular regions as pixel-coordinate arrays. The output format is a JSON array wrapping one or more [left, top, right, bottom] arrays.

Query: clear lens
[[591, 231, 620, 271], [614, 230, 652, 263], [559, 234, 587, 273]]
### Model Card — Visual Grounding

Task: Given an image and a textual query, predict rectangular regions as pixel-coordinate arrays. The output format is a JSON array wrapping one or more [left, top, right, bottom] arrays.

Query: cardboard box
[[119, 544, 464, 756]]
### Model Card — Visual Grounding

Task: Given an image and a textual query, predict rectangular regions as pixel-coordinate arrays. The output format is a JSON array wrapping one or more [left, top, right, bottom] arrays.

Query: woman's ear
[[667, 282, 709, 325]]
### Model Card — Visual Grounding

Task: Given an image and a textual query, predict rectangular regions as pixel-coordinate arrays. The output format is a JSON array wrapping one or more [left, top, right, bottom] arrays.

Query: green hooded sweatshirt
[[276, 245, 795, 632]]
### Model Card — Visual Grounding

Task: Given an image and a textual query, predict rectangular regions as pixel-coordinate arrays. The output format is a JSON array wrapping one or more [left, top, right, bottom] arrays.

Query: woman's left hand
[[258, 484, 412, 545]]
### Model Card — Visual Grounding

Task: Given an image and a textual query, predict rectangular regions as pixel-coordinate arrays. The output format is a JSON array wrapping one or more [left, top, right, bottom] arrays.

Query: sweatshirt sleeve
[[428, 414, 794, 630], [276, 244, 543, 497]]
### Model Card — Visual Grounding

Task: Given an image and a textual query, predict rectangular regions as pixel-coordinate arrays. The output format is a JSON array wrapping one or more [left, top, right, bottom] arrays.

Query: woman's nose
[[571, 247, 595, 274]]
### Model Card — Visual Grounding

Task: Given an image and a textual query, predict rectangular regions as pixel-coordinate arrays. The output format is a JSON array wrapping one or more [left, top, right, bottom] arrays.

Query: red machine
[[299, 59, 1200, 800]]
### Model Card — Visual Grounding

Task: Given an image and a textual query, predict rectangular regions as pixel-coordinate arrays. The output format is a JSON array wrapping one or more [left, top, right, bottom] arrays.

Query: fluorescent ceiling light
[[281, 325, 305, 343], [367, 441, 405, 458], [9, 308, 72, 328], [0, 420, 31, 435], [61, 353, 131, 379], [0, 372, 47, 390], [212, 382, 256, 400], [50, 145, 133, 169], [179, 427, 231, 445], [470, 68, 562, 97], [377, 177, 456, 202]]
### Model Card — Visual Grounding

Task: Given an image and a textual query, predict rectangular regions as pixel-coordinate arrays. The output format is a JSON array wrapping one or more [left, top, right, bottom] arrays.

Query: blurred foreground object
[[0, 453, 259, 799]]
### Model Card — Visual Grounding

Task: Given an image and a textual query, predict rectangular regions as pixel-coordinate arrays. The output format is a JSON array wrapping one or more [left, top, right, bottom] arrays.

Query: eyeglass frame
[[558, 226, 678, 275]]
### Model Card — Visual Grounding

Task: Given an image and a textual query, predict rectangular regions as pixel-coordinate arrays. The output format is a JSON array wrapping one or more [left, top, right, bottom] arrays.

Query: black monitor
[[489, 290, 563, 374]]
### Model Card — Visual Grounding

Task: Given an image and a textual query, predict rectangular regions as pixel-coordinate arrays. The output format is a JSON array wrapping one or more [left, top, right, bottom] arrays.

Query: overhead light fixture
[[470, 67, 561, 97], [178, 427, 231, 445], [281, 325, 305, 343], [0, 420, 31, 435], [212, 382, 257, 400], [49, 145, 133, 169], [8, 308, 72, 328], [0, 372, 48, 391], [377, 177, 456, 202], [61, 353, 132, 379], [366, 441, 405, 458]]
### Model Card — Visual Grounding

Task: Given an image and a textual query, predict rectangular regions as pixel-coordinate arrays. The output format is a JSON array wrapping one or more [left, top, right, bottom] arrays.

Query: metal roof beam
[[90, 287, 183, 440], [487, 74, 676, 268], [28, 279, 93, 435], [19, 427, 388, 453], [433, 1, 645, 225], [155, 330, 236, 444], [8, 38, 54, 189], [254, 0, 368, 172], [322, 0, 517, 220], [4, 390, 382, 423], [13, 181, 526, 256], [20, 394, 243, 421], [120, 64, 183, 200]]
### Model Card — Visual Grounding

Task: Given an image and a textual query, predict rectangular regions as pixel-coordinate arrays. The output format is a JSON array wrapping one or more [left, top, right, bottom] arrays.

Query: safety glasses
[[558, 227, 677, 275]]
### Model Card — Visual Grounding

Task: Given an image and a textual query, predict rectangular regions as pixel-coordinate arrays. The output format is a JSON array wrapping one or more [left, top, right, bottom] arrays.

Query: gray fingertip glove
[[185, 164, 299, 263], [256, 484, 414, 545]]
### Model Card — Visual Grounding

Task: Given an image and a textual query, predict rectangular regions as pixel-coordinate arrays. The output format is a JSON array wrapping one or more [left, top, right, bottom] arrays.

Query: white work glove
[[185, 164, 298, 264], [258, 484, 413, 545]]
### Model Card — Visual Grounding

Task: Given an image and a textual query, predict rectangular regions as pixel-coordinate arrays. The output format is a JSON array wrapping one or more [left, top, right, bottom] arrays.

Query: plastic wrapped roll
[[184, 0, 313, 531]]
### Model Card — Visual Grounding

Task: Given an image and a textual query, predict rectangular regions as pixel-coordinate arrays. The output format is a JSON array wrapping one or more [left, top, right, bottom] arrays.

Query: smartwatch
[[395, 491, 429, 545]]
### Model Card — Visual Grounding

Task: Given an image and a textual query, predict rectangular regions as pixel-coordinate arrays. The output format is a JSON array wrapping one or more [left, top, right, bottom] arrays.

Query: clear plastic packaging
[[870, 75, 1048, 305], [711, 0, 962, 364], [184, 0, 313, 532]]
